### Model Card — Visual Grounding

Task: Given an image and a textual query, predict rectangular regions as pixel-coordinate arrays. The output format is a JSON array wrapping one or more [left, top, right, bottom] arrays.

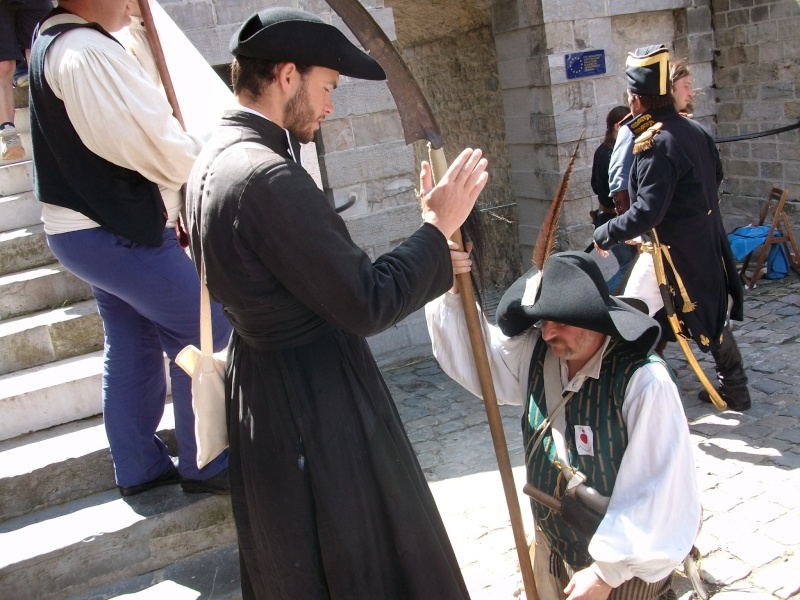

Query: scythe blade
[[324, 0, 443, 149]]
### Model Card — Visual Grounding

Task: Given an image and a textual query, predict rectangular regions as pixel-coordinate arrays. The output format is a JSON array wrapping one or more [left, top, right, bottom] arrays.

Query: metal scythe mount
[[324, 1, 538, 598]]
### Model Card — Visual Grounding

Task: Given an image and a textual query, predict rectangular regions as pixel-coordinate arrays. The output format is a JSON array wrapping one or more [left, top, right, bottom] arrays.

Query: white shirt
[[38, 13, 204, 234], [425, 291, 701, 588]]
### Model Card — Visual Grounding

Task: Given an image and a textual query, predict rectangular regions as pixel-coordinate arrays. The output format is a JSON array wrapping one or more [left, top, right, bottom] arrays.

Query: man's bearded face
[[283, 76, 318, 144]]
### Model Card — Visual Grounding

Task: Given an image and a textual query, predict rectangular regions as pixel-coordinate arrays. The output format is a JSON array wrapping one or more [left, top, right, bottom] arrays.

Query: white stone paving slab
[[0, 191, 40, 232]]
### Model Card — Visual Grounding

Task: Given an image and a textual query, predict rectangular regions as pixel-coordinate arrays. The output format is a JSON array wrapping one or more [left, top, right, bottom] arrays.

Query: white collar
[[236, 106, 299, 164], [40, 12, 88, 34], [559, 335, 613, 392]]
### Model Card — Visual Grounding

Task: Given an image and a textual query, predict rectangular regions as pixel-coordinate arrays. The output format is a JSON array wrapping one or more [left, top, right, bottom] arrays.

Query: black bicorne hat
[[230, 8, 386, 81], [496, 252, 661, 355], [625, 44, 670, 96]]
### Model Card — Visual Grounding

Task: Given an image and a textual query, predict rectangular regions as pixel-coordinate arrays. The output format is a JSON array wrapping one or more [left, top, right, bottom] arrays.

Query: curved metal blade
[[643, 233, 728, 410], [325, 0, 444, 149]]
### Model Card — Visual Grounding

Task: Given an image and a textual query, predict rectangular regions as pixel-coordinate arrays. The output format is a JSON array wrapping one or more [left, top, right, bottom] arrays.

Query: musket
[[523, 482, 604, 539], [523, 483, 562, 512], [523, 481, 709, 598], [323, 1, 537, 597], [641, 230, 727, 410]]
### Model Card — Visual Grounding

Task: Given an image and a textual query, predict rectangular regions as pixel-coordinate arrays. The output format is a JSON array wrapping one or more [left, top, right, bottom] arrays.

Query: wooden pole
[[429, 145, 538, 600], [135, 0, 185, 130]]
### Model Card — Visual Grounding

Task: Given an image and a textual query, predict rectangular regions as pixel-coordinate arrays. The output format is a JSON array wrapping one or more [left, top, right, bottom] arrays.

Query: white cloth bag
[[175, 265, 228, 469]]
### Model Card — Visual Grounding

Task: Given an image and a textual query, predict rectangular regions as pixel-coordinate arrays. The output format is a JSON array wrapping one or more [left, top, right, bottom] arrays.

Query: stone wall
[[711, 0, 800, 214], [491, 0, 710, 259], [395, 21, 521, 288]]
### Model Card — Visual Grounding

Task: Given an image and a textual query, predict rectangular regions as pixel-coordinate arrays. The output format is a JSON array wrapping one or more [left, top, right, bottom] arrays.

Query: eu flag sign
[[565, 50, 606, 79]]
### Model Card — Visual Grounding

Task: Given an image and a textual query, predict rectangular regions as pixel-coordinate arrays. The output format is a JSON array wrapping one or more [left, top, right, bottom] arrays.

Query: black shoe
[[118, 459, 181, 497], [698, 389, 751, 411], [181, 468, 230, 495]]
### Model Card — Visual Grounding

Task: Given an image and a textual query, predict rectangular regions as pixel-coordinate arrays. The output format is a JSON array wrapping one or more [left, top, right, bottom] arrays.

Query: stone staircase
[[0, 94, 240, 599]]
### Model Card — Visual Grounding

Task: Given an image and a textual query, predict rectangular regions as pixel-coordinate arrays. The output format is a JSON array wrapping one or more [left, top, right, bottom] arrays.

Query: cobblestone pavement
[[380, 273, 800, 600]]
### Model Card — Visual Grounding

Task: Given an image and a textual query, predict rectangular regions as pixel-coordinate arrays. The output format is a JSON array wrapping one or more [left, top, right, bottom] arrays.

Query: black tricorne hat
[[229, 8, 386, 81], [626, 44, 670, 96], [496, 252, 661, 355]]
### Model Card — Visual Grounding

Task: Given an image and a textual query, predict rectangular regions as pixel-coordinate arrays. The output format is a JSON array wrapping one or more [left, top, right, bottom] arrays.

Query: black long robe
[[594, 106, 744, 352], [186, 111, 470, 600]]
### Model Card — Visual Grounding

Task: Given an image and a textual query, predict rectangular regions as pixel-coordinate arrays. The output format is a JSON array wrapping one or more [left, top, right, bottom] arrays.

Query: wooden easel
[[739, 186, 800, 288]]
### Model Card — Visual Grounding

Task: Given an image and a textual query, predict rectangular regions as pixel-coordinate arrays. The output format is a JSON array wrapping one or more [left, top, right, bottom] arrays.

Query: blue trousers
[[48, 227, 232, 487]]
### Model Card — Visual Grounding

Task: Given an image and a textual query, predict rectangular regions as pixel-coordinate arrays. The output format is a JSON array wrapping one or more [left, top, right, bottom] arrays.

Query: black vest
[[29, 15, 167, 246]]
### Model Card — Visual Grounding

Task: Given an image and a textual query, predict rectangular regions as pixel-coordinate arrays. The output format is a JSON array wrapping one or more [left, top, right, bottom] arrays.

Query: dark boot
[[698, 325, 751, 410]]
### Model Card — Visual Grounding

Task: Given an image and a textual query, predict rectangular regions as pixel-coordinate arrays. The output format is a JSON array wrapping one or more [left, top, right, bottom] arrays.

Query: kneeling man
[[427, 251, 700, 600]]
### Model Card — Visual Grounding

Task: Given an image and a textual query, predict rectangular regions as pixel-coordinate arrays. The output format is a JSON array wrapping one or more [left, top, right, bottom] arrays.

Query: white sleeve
[[425, 291, 537, 406], [45, 29, 203, 190], [588, 361, 701, 587]]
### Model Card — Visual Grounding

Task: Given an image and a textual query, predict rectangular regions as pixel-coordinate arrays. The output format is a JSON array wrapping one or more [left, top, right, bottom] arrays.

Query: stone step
[[75, 544, 241, 600], [0, 349, 176, 443], [0, 485, 236, 600], [0, 262, 92, 321], [14, 106, 30, 133], [0, 401, 176, 522], [0, 351, 103, 442], [0, 191, 41, 233], [0, 299, 103, 376], [0, 130, 32, 166], [14, 86, 27, 110], [0, 222, 55, 277], [0, 159, 32, 197]]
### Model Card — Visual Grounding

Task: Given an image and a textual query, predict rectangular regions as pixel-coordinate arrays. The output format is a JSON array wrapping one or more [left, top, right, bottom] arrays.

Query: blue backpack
[[727, 225, 772, 260], [766, 243, 790, 279]]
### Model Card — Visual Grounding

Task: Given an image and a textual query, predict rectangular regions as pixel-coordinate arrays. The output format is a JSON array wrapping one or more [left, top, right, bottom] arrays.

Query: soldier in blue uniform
[[593, 45, 750, 411]]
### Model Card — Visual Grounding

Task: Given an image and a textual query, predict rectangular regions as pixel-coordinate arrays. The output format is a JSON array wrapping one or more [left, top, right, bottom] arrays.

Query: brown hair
[[636, 92, 675, 111], [231, 56, 312, 100], [670, 59, 691, 84], [604, 106, 630, 146]]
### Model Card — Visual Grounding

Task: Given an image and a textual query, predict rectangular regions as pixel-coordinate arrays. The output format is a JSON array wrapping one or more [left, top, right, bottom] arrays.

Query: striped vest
[[522, 337, 665, 568]]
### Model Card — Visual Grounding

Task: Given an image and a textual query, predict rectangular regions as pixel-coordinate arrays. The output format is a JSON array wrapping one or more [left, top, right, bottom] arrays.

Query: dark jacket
[[591, 141, 614, 209], [594, 106, 744, 352]]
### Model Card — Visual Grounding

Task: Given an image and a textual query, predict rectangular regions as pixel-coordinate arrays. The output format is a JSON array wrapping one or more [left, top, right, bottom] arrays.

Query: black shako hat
[[496, 252, 661, 355], [626, 44, 670, 96], [229, 8, 386, 81]]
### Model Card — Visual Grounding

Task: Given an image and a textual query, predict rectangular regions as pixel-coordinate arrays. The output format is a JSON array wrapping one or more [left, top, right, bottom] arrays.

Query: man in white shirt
[[28, 0, 232, 496], [427, 251, 700, 600]]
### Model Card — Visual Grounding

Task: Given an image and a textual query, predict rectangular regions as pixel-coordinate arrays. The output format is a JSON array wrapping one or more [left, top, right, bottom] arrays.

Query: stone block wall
[[398, 25, 520, 287], [491, 0, 706, 259], [711, 0, 800, 212]]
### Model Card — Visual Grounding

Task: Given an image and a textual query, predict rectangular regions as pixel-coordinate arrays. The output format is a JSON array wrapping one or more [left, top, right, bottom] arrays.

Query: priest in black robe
[[185, 8, 488, 599]]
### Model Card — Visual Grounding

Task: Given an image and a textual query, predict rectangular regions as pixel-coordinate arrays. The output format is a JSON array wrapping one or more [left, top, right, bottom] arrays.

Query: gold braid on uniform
[[633, 122, 663, 154], [658, 239, 696, 313]]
